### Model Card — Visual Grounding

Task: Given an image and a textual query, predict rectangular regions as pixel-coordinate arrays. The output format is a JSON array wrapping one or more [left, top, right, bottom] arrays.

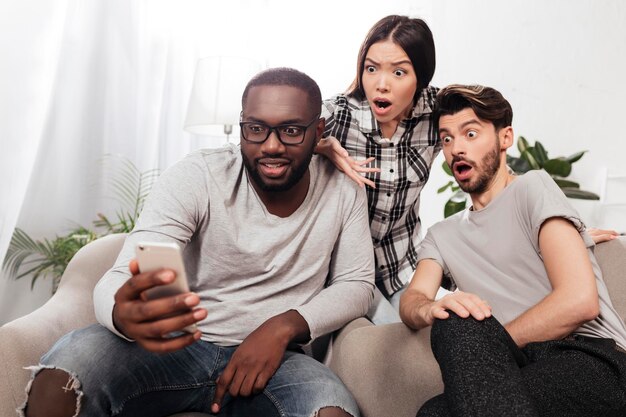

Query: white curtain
[[0, 0, 246, 323], [1, 0, 417, 324], [0, 0, 72, 322]]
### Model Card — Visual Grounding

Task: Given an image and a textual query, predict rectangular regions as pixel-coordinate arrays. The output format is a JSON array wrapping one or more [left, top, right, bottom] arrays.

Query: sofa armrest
[[330, 319, 443, 417], [0, 233, 126, 416]]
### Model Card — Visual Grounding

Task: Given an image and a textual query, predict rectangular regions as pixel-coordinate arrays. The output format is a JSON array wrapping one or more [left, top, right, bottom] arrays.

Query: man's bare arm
[[505, 217, 599, 347]]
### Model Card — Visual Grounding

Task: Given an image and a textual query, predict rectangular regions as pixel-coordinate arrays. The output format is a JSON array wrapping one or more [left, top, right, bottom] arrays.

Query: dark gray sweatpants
[[418, 312, 626, 417]]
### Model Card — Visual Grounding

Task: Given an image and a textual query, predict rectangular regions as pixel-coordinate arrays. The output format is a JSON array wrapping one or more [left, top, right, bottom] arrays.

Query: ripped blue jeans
[[21, 324, 359, 417]]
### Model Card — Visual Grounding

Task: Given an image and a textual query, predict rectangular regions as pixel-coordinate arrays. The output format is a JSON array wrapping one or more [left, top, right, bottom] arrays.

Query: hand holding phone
[[136, 242, 191, 299], [134, 241, 198, 334]]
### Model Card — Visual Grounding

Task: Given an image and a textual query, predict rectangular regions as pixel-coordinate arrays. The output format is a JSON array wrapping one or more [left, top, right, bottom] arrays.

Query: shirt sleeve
[[416, 229, 456, 291], [525, 171, 594, 252], [417, 229, 444, 266], [294, 181, 375, 340], [93, 155, 209, 339]]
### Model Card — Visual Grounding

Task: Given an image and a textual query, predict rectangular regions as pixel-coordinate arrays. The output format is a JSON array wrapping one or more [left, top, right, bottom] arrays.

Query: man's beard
[[455, 141, 501, 194], [241, 143, 315, 192]]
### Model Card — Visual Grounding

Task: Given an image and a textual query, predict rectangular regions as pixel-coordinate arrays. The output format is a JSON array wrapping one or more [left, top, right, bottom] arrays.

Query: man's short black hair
[[241, 67, 322, 116]]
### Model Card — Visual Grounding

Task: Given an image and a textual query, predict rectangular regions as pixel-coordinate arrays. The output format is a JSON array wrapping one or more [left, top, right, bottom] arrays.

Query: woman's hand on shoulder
[[315, 136, 380, 188], [587, 227, 619, 244]]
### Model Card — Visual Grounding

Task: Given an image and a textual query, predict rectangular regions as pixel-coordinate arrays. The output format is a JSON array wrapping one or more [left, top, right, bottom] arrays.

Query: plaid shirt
[[321, 86, 440, 296]]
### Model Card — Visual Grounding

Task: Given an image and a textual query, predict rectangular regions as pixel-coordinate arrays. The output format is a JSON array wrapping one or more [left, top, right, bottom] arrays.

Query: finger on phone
[[121, 268, 176, 301], [129, 259, 140, 275], [129, 294, 203, 324]]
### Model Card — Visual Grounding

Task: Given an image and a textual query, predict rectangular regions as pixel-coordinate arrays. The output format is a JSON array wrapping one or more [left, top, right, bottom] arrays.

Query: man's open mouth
[[454, 162, 472, 173], [453, 161, 473, 180]]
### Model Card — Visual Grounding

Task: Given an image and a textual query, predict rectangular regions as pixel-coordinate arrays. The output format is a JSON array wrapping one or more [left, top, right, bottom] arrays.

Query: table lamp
[[184, 56, 262, 141]]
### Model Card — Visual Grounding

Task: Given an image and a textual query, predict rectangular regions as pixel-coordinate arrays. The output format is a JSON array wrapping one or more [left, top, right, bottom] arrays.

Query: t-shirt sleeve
[[417, 229, 445, 267], [417, 228, 456, 291], [525, 171, 594, 252]]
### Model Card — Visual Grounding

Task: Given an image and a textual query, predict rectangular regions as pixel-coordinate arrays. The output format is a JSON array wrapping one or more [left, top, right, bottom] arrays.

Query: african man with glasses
[[21, 68, 373, 417]]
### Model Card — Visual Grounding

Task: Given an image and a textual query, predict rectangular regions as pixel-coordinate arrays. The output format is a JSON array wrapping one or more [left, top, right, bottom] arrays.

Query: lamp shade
[[184, 56, 262, 135]]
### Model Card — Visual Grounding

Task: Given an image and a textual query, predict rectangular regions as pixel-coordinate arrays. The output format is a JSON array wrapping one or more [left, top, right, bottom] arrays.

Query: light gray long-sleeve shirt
[[94, 145, 375, 345]]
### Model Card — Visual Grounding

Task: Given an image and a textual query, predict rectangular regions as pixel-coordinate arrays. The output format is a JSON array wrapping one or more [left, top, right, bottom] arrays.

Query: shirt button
[[373, 238, 380, 244], [386, 192, 391, 197], [380, 265, 386, 270], [382, 216, 387, 222], [390, 169, 394, 173]]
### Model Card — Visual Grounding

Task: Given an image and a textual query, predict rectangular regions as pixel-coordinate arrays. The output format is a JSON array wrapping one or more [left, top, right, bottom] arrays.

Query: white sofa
[[2, 234, 625, 417]]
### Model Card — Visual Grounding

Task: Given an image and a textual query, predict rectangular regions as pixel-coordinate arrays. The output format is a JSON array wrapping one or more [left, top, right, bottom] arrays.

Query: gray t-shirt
[[94, 145, 375, 346], [418, 170, 626, 350]]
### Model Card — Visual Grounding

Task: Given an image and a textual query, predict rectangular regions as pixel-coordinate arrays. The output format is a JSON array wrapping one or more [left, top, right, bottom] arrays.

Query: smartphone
[[135, 241, 198, 333]]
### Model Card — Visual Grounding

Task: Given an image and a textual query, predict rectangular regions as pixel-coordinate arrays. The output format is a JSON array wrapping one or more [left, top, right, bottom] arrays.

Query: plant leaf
[[442, 160, 453, 176], [561, 188, 600, 200], [543, 158, 572, 177], [517, 136, 529, 154], [444, 198, 467, 218], [506, 155, 530, 174], [450, 189, 468, 203], [437, 181, 454, 194], [564, 151, 586, 164], [521, 149, 541, 170], [553, 178, 580, 189], [534, 141, 549, 164]]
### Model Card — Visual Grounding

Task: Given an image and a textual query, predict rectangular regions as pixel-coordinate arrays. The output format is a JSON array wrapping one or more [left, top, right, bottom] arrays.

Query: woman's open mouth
[[371, 98, 393, 116]]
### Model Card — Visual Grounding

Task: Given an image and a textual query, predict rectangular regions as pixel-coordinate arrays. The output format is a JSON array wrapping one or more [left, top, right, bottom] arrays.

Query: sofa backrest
[[594, 237, 626, 321]]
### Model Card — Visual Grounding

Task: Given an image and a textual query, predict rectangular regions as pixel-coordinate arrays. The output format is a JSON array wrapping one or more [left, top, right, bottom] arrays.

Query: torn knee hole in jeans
[[18, 365, 83, 417], [312, 405, 355, 417]]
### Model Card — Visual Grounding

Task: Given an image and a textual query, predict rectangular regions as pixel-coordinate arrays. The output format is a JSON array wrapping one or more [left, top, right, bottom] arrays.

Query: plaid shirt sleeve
[[322, 86, 440, 296]]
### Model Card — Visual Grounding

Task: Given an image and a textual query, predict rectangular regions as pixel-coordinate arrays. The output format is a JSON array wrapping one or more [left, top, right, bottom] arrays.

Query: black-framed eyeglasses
[[239, 114, 321, 146]]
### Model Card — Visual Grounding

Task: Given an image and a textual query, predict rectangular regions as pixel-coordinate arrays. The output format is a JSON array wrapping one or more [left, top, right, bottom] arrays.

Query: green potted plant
[[2, 155, 159, 293], [438, 136, 600, 218]]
